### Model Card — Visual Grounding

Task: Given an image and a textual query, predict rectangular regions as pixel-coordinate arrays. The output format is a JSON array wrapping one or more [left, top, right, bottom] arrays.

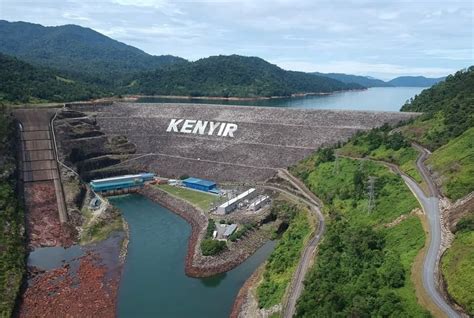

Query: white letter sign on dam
[[166, 119, 238, 137]]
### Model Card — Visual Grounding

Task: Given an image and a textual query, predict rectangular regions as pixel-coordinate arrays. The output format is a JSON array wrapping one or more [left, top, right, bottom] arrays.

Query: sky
[[0, 0, 472, 79]]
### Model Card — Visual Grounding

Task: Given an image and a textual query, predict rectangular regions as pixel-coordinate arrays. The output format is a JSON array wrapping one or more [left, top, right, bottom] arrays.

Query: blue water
[[110, 194, 275, 318], [137, 87, 427, 112]]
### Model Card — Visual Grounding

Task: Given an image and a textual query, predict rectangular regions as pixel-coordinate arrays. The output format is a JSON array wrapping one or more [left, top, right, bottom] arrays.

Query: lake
[[110, 194, 275, 318], [137, 87, 427, 112]]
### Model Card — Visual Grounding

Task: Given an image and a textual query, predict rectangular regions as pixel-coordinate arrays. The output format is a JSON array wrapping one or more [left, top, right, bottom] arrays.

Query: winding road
[[275, 169, 326, 318], [281, 146, 460, 318], [407, 144, 460, 318]]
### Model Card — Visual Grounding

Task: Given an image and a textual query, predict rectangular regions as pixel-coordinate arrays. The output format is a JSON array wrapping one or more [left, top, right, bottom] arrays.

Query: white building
[[216, 188, 257, 214], [248, 195, 270, 212]]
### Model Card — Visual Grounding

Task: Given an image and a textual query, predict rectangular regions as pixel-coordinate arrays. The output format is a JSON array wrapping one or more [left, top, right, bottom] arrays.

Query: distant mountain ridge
[[314, 72, 445, 88], [312, 72, 391, 87], [0, 20, 187, 76], [388, 76, 446, 87]]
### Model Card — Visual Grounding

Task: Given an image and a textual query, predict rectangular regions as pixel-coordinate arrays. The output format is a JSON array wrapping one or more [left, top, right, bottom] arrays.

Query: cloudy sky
[[1, 0, 472, 79]]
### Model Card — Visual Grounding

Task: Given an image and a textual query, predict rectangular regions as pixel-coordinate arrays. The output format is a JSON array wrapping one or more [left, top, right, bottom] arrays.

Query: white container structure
[[216, 188, 257, 214]]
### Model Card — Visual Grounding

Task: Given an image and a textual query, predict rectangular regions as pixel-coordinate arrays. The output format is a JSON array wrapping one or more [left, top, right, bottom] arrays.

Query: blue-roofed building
[[182, 177, 217, 192], [90, 173, 155, 193]]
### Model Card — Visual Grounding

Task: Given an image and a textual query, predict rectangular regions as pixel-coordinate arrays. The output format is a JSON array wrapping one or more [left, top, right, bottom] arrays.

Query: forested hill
[[0, 20, 186, 76], [400, 66, 473, 149], [389, 76, 445, 87], [126, 55, 364, 97], [0, 53, 105, 103], [313, 72, 391, 87]]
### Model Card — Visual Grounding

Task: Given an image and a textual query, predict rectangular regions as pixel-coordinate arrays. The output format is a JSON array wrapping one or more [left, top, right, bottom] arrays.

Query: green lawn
[[426, 127, 474, 201], [156, 184, 219, 211]]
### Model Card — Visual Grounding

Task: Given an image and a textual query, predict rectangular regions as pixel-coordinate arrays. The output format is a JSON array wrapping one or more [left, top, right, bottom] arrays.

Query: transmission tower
[[367, 176, 376, 214]]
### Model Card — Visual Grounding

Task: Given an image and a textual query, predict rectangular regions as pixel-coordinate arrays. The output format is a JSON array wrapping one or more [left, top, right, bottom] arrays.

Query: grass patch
[[399, 112, 446, 149], [80, 207, 124, 245], [257, 205, 312, 309], [339, 133, 424, 184], [305, 158, 418, 225], [425, 127, 474, 201], [441, 214, 474, 315], [156, 184, 219, 211]]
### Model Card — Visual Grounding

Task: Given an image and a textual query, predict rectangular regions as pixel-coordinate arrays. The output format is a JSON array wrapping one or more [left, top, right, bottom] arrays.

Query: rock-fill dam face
[[68, 102, 418, 182]]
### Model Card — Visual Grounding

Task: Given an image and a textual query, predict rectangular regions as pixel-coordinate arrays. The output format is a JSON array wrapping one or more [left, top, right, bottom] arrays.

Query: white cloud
[[0, 0, 471, 78]]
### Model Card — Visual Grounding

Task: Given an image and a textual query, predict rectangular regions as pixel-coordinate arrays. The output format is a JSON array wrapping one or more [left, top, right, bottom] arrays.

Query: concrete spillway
[[14, 109, 68, 223]]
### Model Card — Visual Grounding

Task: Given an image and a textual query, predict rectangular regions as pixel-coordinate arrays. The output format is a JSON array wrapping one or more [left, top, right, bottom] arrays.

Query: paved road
[[275, 169, 326, 318], [339, 151, 460, 318], [408, 144, 460, 318]]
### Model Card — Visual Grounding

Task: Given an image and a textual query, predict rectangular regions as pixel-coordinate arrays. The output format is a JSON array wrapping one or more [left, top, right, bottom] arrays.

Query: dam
[[67, 102, 418, 182]]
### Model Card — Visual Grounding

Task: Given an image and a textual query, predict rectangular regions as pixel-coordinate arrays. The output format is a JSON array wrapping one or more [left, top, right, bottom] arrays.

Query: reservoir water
[[137, 87, 427, 112], [110, 194, 275, 318]]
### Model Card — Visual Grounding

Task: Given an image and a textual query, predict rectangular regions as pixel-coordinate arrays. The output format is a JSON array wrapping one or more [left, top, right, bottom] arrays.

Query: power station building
[[183, 177, 218, 193], [216, 188, 257, 215], [90, 173, 155, 193]]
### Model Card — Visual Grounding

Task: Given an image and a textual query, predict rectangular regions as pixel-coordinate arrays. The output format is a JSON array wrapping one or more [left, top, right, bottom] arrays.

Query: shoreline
[[93, 88, 367, 103], [230, 264, 265, 318], [138, 186, 269, 277]]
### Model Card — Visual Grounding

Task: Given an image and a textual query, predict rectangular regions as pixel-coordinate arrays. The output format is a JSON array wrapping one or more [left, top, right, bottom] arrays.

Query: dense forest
[[0, 54, 107, 103], [125, 55, 363, 98], [400, 66, 473, 149], [0, 108, 25, 317], [0, 20, 186, 77]]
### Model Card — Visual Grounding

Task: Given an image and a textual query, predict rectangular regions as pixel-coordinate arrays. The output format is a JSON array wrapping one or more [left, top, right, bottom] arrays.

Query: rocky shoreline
[[139, 186, 269, 277], [230, 264, 264, 318]]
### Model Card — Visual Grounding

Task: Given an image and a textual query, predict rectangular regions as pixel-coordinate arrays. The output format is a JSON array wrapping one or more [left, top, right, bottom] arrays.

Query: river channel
[[110, 194, 275, 318]]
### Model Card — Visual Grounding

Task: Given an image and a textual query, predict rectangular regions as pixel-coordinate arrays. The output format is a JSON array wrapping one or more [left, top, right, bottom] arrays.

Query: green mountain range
[[0, 20, 448, 102], [126, 55, 363, 98], [0, 20, 186, 77]]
